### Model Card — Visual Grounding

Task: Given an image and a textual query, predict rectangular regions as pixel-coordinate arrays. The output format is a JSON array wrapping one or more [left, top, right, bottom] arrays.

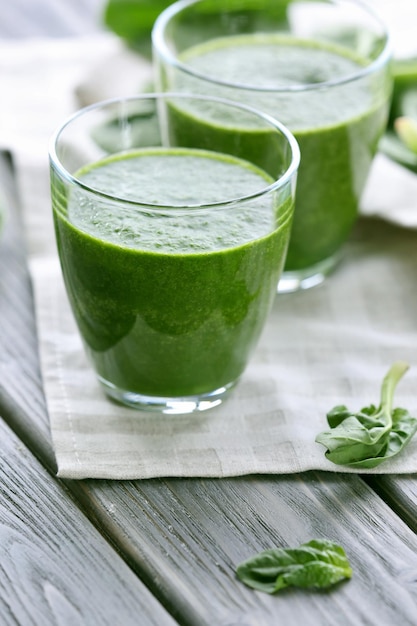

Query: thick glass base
[[98, 376, 236, 414], [278, 252, 341, 294]]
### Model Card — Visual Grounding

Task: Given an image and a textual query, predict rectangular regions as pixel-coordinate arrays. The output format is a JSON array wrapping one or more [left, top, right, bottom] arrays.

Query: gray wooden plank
[[0, 416, 177, 626], [3, 156, 417, 624], [365, 474, 417, 534], [71, 473, 417, 626], [0, 152, 56, 469]]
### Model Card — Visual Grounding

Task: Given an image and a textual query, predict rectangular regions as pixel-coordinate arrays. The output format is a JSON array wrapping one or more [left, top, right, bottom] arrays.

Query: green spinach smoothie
[[165, 34, 390, 271], [52, 147, 293, 398]]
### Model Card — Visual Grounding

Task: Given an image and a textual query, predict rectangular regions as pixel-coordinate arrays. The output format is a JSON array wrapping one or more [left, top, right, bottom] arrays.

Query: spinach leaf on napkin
[[316, 361, 417, 469]]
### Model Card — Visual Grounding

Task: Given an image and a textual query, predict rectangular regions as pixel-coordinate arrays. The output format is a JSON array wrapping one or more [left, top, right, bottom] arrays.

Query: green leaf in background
[[389, 57, 417, 121], [236, 539, 352, 593], [103, 0, 293, 53], [316, 361, 417, 469], [104, 0, 174, 45], [394, 116, 417, 153], [382, 57, 417, 170], [379, 130, 417, 172]]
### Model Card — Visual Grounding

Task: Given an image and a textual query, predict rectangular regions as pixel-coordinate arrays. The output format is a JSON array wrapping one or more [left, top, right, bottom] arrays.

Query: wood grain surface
[[0, 418, 178, 626], [71, 473, 417, 625]]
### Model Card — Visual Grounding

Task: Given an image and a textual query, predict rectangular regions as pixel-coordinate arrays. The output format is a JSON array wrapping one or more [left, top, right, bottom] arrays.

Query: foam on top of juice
[[181, 34, 365, 88], [176, 34, 371, 130], [67, 147, 287, 253]]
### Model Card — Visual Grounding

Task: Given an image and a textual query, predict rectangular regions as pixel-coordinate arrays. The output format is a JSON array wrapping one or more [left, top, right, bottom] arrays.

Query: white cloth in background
[[2, 33, 417, 479]]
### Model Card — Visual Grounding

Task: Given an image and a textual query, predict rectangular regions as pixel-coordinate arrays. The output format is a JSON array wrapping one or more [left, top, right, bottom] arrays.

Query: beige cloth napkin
[[3, 33, 417, 479]]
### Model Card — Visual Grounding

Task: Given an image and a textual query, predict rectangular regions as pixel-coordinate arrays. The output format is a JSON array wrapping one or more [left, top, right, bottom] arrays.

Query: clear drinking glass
[[152, 0, 392, 292], [49, 93, 299, 414]]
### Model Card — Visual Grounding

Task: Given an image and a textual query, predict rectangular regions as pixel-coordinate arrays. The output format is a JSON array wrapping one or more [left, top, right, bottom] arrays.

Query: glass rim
[[49, 92, 300, 212], [152, 0, 392, 93]]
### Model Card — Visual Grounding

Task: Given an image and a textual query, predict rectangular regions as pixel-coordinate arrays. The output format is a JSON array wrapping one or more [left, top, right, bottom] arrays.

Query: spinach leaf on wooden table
[[236, 539, 352, 593]]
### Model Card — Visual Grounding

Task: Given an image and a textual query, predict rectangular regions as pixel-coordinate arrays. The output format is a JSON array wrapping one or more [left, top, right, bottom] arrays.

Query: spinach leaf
[[102, 0, 293, 53], [316, 362, 417, 468], [104, 0, 174, 47], [389, 57, 417, 122], [236, 539, 352, 593], [394, 115, 417, 154], [379, 131, 417, 172], [382, 58, 417, 169]]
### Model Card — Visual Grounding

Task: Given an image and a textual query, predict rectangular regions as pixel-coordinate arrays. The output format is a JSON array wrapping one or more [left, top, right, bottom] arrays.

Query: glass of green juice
[[152, 0, 392, 292], [49, 93, 299, 413]]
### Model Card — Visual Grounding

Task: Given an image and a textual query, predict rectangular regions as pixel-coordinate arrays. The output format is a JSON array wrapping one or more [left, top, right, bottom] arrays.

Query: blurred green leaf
[[394, 115, 417, 154], [104, 0, 174, 45], [383, 57, 417, 170]]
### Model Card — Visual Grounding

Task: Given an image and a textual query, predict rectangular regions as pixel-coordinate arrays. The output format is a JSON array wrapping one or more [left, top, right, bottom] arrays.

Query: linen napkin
[[3, 33, 417, 479]]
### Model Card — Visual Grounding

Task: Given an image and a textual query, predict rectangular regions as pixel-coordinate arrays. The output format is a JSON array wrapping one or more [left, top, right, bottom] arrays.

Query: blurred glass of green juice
[[153, 0, 392, 291]]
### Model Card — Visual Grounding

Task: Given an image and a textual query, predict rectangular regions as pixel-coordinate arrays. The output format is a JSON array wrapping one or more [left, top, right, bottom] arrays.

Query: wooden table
[[2, 4, 417, 625]]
